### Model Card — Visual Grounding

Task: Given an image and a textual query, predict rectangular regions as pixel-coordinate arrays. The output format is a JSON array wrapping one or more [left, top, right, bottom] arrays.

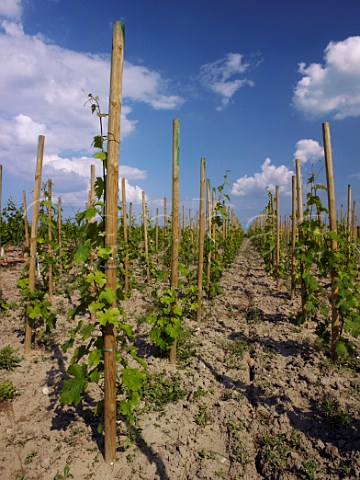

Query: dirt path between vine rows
[[0, 239, 359, 479]]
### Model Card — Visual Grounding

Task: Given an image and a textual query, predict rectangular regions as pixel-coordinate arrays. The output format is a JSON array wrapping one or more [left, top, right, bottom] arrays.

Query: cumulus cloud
[[199, 52, 262, 110], [293, 139, 324, 164], [293, 36, 360, 119], [0, 0, 22, 20], [231, 158, 294, 197], [0, 14, 182, 209]]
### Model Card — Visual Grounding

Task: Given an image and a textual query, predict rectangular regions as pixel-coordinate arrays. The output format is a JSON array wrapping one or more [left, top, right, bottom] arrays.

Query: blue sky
[[1, 0, 360, 228]]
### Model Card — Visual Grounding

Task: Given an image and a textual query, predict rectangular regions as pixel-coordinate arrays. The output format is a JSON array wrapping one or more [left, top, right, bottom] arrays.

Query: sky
[[1, 0, 360, 228]]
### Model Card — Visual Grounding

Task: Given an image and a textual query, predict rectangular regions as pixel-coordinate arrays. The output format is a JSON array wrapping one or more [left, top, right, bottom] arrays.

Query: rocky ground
[[0, 239, 359, 479]]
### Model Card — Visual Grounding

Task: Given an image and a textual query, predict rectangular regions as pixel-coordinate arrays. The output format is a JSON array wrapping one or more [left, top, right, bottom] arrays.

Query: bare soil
[[0, 239, 359, 479]]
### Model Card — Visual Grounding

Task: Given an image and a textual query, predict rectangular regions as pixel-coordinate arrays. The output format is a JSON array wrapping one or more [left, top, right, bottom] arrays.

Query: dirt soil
[[0, 239, 359, 480]]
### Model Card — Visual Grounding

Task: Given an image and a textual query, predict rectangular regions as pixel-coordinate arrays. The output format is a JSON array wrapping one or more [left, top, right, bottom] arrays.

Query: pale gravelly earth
[[0, 239, 359, 479]]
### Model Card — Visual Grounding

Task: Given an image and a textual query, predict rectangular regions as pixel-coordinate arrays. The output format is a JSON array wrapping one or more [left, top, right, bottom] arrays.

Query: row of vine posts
[[249, 122, 360, 365]]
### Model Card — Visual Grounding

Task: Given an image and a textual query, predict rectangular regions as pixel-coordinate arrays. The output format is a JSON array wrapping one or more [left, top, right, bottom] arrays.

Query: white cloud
[[293, 36, 360, 119], [124, 63, 183, 109], [0, 0, 21, 20], [199, 52, 261, 109], [231, 158, 294, 196], [293, 139, 324, 164]]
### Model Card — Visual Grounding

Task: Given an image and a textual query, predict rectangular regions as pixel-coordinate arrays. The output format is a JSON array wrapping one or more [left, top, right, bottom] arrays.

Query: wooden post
[[155, 207, 159, 261], [170, 119, 180, 365], [275, 186, 280, 288], [25, 135, 45, 354], [121, 178, 129, 295], [206, 179, 211, 296], [295, 159, 306, 317], [142, 190, 150, 284], [269, 193, 274, 272], [290, 176, 297, 300], [295, 160, 303, 223], [352, 200, 357, 240], [129, 202, 132, 239], [23, 190, 29, 250], [47, 179, 53, 301], [104, 21, 124, 465], [0, 165, 2, 298], [196, 158, 205, 322], [322, 122, 340, 361], [347, 184, 352, 233], [57, 198, 62, 277], [163, 197, 167, 241]]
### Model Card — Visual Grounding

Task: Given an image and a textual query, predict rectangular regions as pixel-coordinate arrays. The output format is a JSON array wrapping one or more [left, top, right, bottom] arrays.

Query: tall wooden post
[[275, 186, 280, 288], [196, 158, 205, 322], [23, 190, 29, 250], [352, 200, 357, 240], [121, 178, 129, 295], [170, 119, 180, 365], [295, 159, 305, 317], [47, 179, 53, 301], [142, 191, 150, 284], [57, 198, 62, 276], [25, 135, 45, 354], [323, 122, 340, 361], [104, 21, 124, 465], [347, 185, 352, 232], [290, 176, 297, 300], [206, 179, 211, 296]]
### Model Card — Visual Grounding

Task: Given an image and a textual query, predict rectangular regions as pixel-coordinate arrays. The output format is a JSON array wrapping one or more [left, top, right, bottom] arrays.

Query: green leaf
[[85, 206, 98, 220], [88, 348, 102, 368], [74, 240, 91, 263], [60, 364, 88, 406], [94, 151, 107, 161], [122, 367, 146, 392], [335, 341, 349, 358], [97, 307, 120, 326], [87, 270, 106, 287], [99, 287, 115, 306]]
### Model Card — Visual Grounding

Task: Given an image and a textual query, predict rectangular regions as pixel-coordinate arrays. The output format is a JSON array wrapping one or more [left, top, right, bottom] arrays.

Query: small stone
[[325, 444, 339, 457], [42, 387, 49, 395], [317, 439, 325, 450], [40, 457, 52, 469]]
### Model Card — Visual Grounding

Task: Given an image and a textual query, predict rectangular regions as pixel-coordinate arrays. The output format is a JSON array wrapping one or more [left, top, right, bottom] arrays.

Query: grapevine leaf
[[97, 307, 120, 326], [88, 348, 102, 368], [74, 240, 91, 263], [60, 364, 88, 406]]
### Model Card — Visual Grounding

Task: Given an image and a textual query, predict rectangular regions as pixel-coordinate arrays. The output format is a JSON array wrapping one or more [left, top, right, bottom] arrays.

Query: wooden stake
[[47, 179, 53, 301], [275, 186, 280, 289], [290, 176, 297, 300], [322, 122, 340, 361], [129, 202, 132, 239], [196, 158, 205, 322], [352, 200, 357, 240], [121, 178, 129, 295], [104, 21, 124, 465], [295, 159, 306, 317], [57, 198, 62, 277], [155, 207, 159, 261], [23, 190, 29, 250], [347, 184, 352, 232], [295, 160, 303, 223], [170, 119, 180, 365], [25, 135, 45, 354], [0, 165, 2, 299], [206, 179, 211, 296], [142, 190, 150, 284]]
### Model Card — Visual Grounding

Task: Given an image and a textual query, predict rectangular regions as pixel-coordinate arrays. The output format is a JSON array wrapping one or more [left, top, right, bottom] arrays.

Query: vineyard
[[0, 21, 360, 480]]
